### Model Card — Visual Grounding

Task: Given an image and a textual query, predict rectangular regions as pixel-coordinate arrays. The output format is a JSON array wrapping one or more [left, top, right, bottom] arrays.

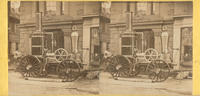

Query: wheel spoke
[[17, 56, 41, 77], [55, 48, 68, 62], [57, 60, 80, 82]]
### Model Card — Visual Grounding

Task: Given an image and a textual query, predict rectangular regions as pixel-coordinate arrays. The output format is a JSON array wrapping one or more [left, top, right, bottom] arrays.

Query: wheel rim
[[56, 60, 81, 82], [17, 55, 41, 77], [144, 48, 159, 62], [106, 56, 130, 78], [55, 48, 68, 62], [148, 60, 170, 82], [148, 72, 157, 82], [157, 71, 169, 82]]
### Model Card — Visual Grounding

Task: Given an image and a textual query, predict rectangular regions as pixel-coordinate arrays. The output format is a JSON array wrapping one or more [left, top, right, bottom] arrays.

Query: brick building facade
[[18, 1, 193, 69]]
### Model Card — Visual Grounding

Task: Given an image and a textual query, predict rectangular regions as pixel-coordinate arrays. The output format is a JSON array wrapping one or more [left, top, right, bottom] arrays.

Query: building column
[[152, 29, 162, 53], [82, 25, 91, 69], [173, 21, 182, 70]]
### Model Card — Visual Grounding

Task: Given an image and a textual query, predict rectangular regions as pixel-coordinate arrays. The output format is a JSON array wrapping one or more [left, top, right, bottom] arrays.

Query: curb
[[25, 77, 64, 82]]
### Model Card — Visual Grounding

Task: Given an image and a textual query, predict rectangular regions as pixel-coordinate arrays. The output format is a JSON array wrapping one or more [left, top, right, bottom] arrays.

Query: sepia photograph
[[8, 1, 193, 96]]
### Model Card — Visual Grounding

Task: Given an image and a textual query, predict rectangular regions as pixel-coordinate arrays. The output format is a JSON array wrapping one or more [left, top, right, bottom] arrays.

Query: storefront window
[[181, 27, 193, 65]]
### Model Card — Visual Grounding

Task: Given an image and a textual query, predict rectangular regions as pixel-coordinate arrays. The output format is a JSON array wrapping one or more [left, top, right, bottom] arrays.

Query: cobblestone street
[[9, 70, 192, 96], [99, 72, 192, 96], [9, 71, 99, 96]]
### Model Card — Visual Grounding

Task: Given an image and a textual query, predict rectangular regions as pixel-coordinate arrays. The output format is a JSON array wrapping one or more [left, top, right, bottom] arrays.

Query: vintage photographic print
[[8, 1, 193, 96]]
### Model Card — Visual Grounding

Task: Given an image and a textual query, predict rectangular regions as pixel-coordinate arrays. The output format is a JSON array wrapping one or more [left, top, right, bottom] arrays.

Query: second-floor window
[[46, 1, 56, 14], [136, 2, 148, 15], [135, 2, 156, 15], [61, 2, 65, 15]]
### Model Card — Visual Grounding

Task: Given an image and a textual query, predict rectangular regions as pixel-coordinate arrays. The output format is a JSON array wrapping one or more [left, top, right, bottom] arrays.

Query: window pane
[[122, 37, 132, 45], [122, 47, 132, 55], [32, 37, 42, 45]]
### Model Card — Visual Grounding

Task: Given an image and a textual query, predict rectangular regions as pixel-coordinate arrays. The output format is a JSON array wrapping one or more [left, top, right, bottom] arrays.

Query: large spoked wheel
[[106, 56, 131, 79], [148, 60, 171, 82], [17, 55, 41, 77], [55, 48, 68, 62], [56, 60, 81, 82], [144, 48, 159, 62]]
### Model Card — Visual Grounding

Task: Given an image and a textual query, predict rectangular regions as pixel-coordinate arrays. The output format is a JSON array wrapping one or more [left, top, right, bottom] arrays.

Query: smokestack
[[126, 12, 132, 31], [35, 12, 42, 32], [126, 2, 132, 32]]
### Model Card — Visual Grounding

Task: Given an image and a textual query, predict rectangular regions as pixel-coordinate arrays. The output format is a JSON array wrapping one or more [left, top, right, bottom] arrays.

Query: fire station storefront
[[109, 17, 193, 70], [109, 23, 174, 57], [29, 16, 110, 69]]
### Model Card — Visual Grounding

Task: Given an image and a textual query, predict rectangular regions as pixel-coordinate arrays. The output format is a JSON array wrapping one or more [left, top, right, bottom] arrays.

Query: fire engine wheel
[[106, 56, 131, 78], [148, 60, 170, 82], [17, 55, 41, 77], [55, 48, 68, 62], [144, 48, 159, 62], [56, 60, 81, 82]]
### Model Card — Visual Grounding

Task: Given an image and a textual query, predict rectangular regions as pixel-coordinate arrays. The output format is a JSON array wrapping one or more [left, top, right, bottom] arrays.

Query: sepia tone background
[[0, 0, 200, 96]]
